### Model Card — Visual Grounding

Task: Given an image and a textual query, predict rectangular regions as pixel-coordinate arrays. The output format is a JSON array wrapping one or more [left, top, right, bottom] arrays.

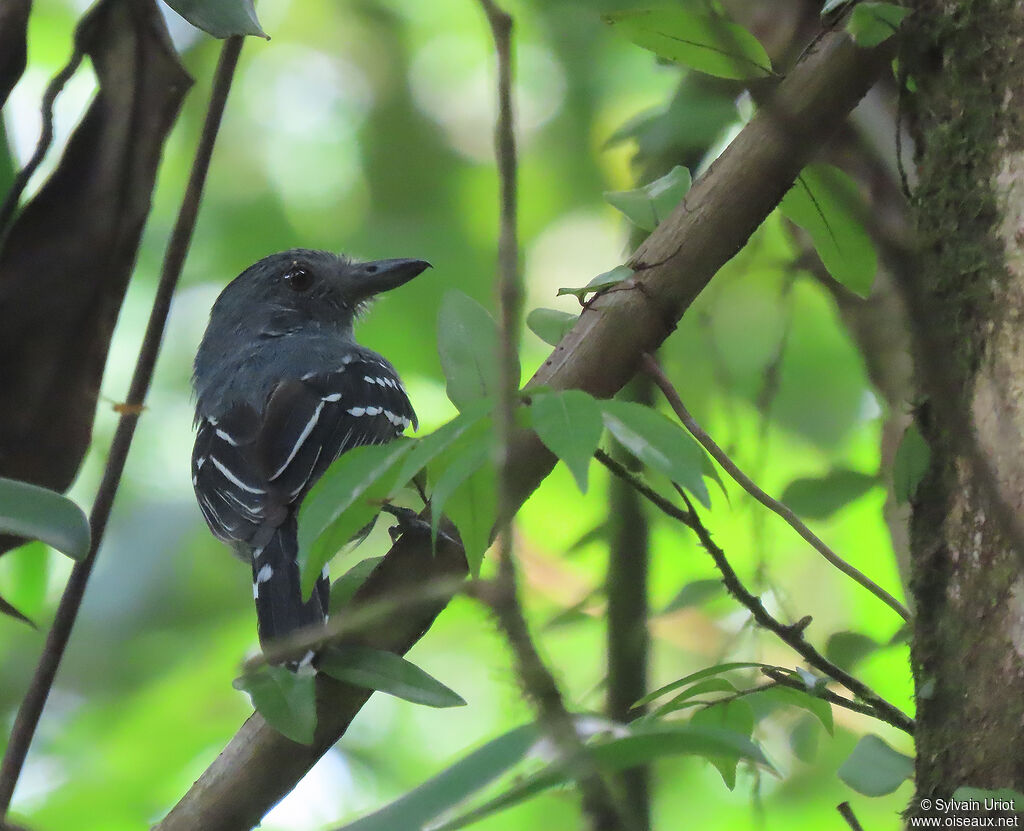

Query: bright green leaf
[[0, 476, 90, 561], [649, 678, 736, 719], [826, 631, 880, 672], [525, 308, 578, 347], [328, 556, 384, 615], [437, 723, 771, 830], [161, 0, 267, 38], [634, 662, 770, 709], [297, 441, 414, 599], [847, 3, 912, 47], [780, 163, 877, 296], [602, 9, 772, 80], [601, 400, 710, 507], [429, 421, 495, 576], [319, 645, 466, 708], [336, 725, 540, 831], [557, 265, 633, 302], [530, 390, 604, 492], [663, 578, 724, 613], [443, 463, 497, 579], [233, 666, 316, 744], [893, 423, 930, 503], [604, 166, 692, 232], [438, 291, 516, 411], [838, 734, 913, 796], [750, 685, 834, 735], [781, 468, 879, 519], [691, 700, 755, 789], [952, 786, 1024, 806], [789, 714, 820, 763], [393, 398, 494, 490]]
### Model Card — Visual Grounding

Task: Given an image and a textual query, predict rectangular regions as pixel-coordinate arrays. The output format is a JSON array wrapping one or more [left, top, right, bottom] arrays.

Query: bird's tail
[[251, 516, 329, 661]]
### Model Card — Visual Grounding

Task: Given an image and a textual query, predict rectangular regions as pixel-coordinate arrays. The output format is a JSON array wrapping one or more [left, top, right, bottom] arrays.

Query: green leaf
[[436, 723, 771, 830], [604, 166, 692, 232], [297, 441, 414, 599], [602, 9, 772, 80], [525, 308, 578, 347], [233, 666, 316, 744], [826, 631, 880, 672], [893, 423, 930, 504], [838, 734, 913, 797], [691, 700, 755, 789], [601, 400, 711, 507], [789, 714, 820, 763], [649, 678, 736, 719], [335, 725, 540, 831], [557, 265, 633, 302], [847, 3, 912, 47], [443, 463, 497, 579], [429, 420, 495, 576], [438, 291, 516, 411], [160, 0, 268, 38], [328, 556, 384, 615], [952, 786, 1024, 805], [663, 578, 724, 613], [319, 645, 466, 708], [780, 468, 879, 519], [749, 685, 833, 734], [634, 662, 770, 709], [393, 398, 494, 489], [779, 163, 877, 296], [0, 476, 90, 561], [529, 390, 604, 492]]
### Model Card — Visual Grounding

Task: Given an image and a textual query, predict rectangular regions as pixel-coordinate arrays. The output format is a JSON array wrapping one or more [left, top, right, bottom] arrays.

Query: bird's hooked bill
[[355, 258, 431, 296]]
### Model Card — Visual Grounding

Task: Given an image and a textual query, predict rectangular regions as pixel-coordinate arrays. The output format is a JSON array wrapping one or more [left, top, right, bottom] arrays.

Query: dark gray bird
[[191, 249, 428, 657]]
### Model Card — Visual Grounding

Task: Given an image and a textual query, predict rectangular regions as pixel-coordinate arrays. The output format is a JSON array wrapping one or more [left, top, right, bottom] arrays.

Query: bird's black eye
[[284, 266, 313, 292]]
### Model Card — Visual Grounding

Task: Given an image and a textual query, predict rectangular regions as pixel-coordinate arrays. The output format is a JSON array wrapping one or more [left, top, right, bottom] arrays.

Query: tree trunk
[[902, 1, 1024, 819]]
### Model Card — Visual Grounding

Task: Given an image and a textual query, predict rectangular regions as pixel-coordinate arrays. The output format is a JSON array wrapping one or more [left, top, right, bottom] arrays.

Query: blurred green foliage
[[1, 0, 913, 828]]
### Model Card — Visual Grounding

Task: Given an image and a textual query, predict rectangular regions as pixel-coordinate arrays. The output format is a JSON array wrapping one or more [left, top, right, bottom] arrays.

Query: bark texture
[[902, 0, 1024, 817]]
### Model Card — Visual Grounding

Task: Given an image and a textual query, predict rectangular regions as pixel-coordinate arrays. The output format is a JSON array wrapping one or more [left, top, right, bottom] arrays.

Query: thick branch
[[158, 26, 895, 830]]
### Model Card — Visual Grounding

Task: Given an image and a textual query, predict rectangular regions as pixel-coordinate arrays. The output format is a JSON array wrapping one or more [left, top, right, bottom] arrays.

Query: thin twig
[[593, 450, 914, 735], [758, 667, 890, 722], [0, 31, 86, 244], [838, 801, 866, 831], [640, 353, 911, 622], [0, 37, 244, 819], [477, 2, 629, 828]]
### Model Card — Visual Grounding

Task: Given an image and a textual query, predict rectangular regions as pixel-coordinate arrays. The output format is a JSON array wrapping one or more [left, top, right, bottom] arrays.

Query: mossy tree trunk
[[901, 0, 1024, 818]]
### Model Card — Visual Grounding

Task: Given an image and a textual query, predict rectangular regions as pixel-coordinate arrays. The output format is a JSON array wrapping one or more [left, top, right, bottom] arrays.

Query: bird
[[191, 249, 429, 660]]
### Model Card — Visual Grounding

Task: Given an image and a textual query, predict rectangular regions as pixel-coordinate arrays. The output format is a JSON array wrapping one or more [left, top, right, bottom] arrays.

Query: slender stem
[[0, 37, 244, 819], [594, 450, 915, 735], [0, 32, 85, 244], [641, 353, 911, 622], [476, 3, 628, 828]]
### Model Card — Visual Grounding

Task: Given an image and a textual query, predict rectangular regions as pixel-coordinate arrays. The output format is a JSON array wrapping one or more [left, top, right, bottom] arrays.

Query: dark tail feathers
[[251, 517, 329, 659]]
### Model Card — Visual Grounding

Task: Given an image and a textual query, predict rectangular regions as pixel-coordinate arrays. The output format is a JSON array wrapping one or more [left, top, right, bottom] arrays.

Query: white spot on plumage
[[257, 564, 273, 584], [322, 393, 342, 402], [366, 406, 382, 416], [211, 455, 264, 494], [347, 406, 366, 417], [215, 427, 240, 446], [269, 401, 324, 480]]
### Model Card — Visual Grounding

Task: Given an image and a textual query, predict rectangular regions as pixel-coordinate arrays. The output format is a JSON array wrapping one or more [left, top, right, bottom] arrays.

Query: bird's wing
[[192, 353, 416, 547]]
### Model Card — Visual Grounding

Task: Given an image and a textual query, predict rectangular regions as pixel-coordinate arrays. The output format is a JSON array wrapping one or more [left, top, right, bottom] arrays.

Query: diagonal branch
[[593, 450, 913, 735], [157, 26, 896, 830], [640, 352, 911, 621]]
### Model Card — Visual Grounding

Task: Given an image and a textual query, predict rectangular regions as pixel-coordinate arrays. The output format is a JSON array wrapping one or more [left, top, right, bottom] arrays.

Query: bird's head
[[208, 249, 430, 340]]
